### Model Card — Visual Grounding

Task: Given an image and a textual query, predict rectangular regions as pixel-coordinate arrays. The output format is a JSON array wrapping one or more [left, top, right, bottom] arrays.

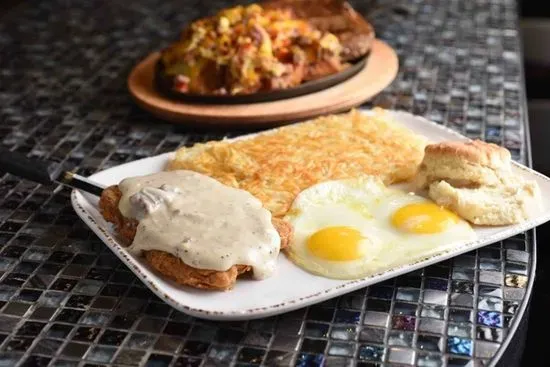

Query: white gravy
[[118, 170, 280, 279]]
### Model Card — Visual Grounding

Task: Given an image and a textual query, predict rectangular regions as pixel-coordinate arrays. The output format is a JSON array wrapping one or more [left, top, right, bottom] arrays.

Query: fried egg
[[284, 176, 476, 279]]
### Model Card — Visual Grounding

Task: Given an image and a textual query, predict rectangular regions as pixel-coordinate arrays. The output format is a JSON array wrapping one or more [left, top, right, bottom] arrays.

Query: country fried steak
[[99, 185, 292, 291]]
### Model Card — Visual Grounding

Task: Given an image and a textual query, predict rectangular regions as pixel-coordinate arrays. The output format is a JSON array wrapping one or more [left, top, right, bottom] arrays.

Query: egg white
[[370, 190, 477, 265], [284, 176, 477, 280]]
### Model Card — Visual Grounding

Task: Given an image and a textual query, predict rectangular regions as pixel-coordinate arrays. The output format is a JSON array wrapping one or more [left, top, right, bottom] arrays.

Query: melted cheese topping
[[118, 170, 280, 279]]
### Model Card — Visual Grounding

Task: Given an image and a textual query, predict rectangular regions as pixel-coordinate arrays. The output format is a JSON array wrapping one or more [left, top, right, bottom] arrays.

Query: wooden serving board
[[127, 39, 398, 126]]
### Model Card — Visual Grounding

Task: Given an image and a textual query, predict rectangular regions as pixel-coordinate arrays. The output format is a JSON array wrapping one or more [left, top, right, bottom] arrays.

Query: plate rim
[[71, 109, 550, 320]]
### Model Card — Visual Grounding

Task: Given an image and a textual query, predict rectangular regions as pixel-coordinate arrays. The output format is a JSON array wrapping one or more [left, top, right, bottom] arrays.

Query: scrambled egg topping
[[160, 4, 343, 95]]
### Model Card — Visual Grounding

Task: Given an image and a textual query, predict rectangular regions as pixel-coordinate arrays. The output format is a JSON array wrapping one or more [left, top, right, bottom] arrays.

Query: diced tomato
[[174, 75, 190, 92]]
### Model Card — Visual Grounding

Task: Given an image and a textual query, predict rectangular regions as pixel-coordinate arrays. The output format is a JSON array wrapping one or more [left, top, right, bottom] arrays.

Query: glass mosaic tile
[[208, 345, 238, 363], [478, 271, 502, 285], [418, 318, 445, 335], [417, 353, 444, 367], [447, 337, 473, 356], [388, 347, 415, 364], [296, 353, 324, 367], [334, 310, 361, 324], [392, 316, 416, 331], [327, 342, 355, 357], [479, 259, 501, 271], [388, 331, 413, 347], [504, 274, 527, 288], [300, 339, 327, 354], [0, 1, 534, 366], [503, 301, 519, 315], [393, 302, 418, 316], [367, 286, 394, 299], [453, 256, 476, 269], [474, 341, 499, 359], [420, 305, 445, 320], [331, 326, 357, 341], [396, 288, 420, 302], [271, 334, 299, 352], [417, 335, 443, 352], [452, 269, 475, 281], [448, 323, 473, 338], [450, 294, 474, 308], [359, 327, 385, 344], [503, 287, 526, 300], [505, 262, 527, 276], [425, 278, 448, 291], [477, 311, 503, 328], [451, 281, 474, 294], [447, 357, 475, 367], [304, 323, 329, 338], [362, 311, 388, 328], [358, 344, 384, 362], [477, 297, 503, 312], [476, 326, 503, 343]]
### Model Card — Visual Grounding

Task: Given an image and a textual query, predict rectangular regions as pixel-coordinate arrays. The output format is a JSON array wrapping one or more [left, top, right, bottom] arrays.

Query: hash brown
[[99, 185, 292, 291], [168, 108, 427, 217]]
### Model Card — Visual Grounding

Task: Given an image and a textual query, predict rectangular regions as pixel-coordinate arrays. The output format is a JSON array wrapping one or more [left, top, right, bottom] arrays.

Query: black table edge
[[489, 16, 536, 366]]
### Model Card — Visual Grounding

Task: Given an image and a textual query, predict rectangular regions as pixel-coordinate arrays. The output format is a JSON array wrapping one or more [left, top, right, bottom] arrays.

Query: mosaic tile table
[[0, 0, 533, 366]]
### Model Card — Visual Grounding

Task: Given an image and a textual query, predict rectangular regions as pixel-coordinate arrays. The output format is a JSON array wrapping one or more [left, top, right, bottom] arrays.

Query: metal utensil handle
[[0, 147, 61, 185]]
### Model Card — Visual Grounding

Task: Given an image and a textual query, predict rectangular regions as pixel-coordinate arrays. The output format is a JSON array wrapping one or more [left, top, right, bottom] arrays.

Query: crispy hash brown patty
[[99, 186, 292, 291]]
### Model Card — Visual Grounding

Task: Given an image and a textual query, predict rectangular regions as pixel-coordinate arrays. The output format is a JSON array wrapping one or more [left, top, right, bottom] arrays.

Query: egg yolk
[[391, 202, 459, 234], [307, 226, 365, 261]]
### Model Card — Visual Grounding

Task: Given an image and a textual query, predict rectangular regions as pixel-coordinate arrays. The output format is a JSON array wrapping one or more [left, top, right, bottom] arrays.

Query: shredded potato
[[167, 108, 427, 217]]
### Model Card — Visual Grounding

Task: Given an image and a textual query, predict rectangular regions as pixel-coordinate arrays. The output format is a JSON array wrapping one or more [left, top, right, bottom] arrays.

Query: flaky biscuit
[[429, 179, 541, 226], [415, 139, 512, 189]]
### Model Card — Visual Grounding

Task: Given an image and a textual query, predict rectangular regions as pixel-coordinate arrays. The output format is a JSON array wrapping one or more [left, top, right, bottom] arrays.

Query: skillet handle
[[0, 147, 62, 185]]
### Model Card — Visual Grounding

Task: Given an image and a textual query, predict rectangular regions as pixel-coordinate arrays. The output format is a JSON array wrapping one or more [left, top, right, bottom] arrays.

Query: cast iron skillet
[[154, 53, 369, 105]]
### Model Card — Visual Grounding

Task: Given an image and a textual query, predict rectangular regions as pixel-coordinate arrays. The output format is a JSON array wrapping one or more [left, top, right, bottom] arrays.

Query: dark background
[[520, 0, 550, 365]]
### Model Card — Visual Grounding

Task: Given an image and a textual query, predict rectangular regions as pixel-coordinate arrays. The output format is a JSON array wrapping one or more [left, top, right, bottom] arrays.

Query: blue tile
[[358, 344, 384, 361], [334, 310, 361, 324], [447, 336, 473, 356], [295, 353, 324, 367], [425, 278, 448, 291], [477, 311, 503, 327]]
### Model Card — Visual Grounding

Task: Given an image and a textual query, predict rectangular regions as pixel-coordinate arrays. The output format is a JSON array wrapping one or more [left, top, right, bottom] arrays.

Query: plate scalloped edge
[[71, 109, 550, 320]]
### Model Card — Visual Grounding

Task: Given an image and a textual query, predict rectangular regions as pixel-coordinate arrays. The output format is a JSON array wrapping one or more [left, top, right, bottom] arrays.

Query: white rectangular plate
[[71, 110, 550, 320]]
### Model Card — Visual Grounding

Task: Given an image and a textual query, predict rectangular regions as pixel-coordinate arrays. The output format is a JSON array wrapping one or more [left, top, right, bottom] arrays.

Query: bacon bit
[[173, 75, 190, 92], [275, 48, 291, 61]]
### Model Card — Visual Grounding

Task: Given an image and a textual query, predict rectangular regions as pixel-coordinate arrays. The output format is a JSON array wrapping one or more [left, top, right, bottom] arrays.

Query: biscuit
[[415, 139, 512, 189], [429, 179, 541, 226]]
